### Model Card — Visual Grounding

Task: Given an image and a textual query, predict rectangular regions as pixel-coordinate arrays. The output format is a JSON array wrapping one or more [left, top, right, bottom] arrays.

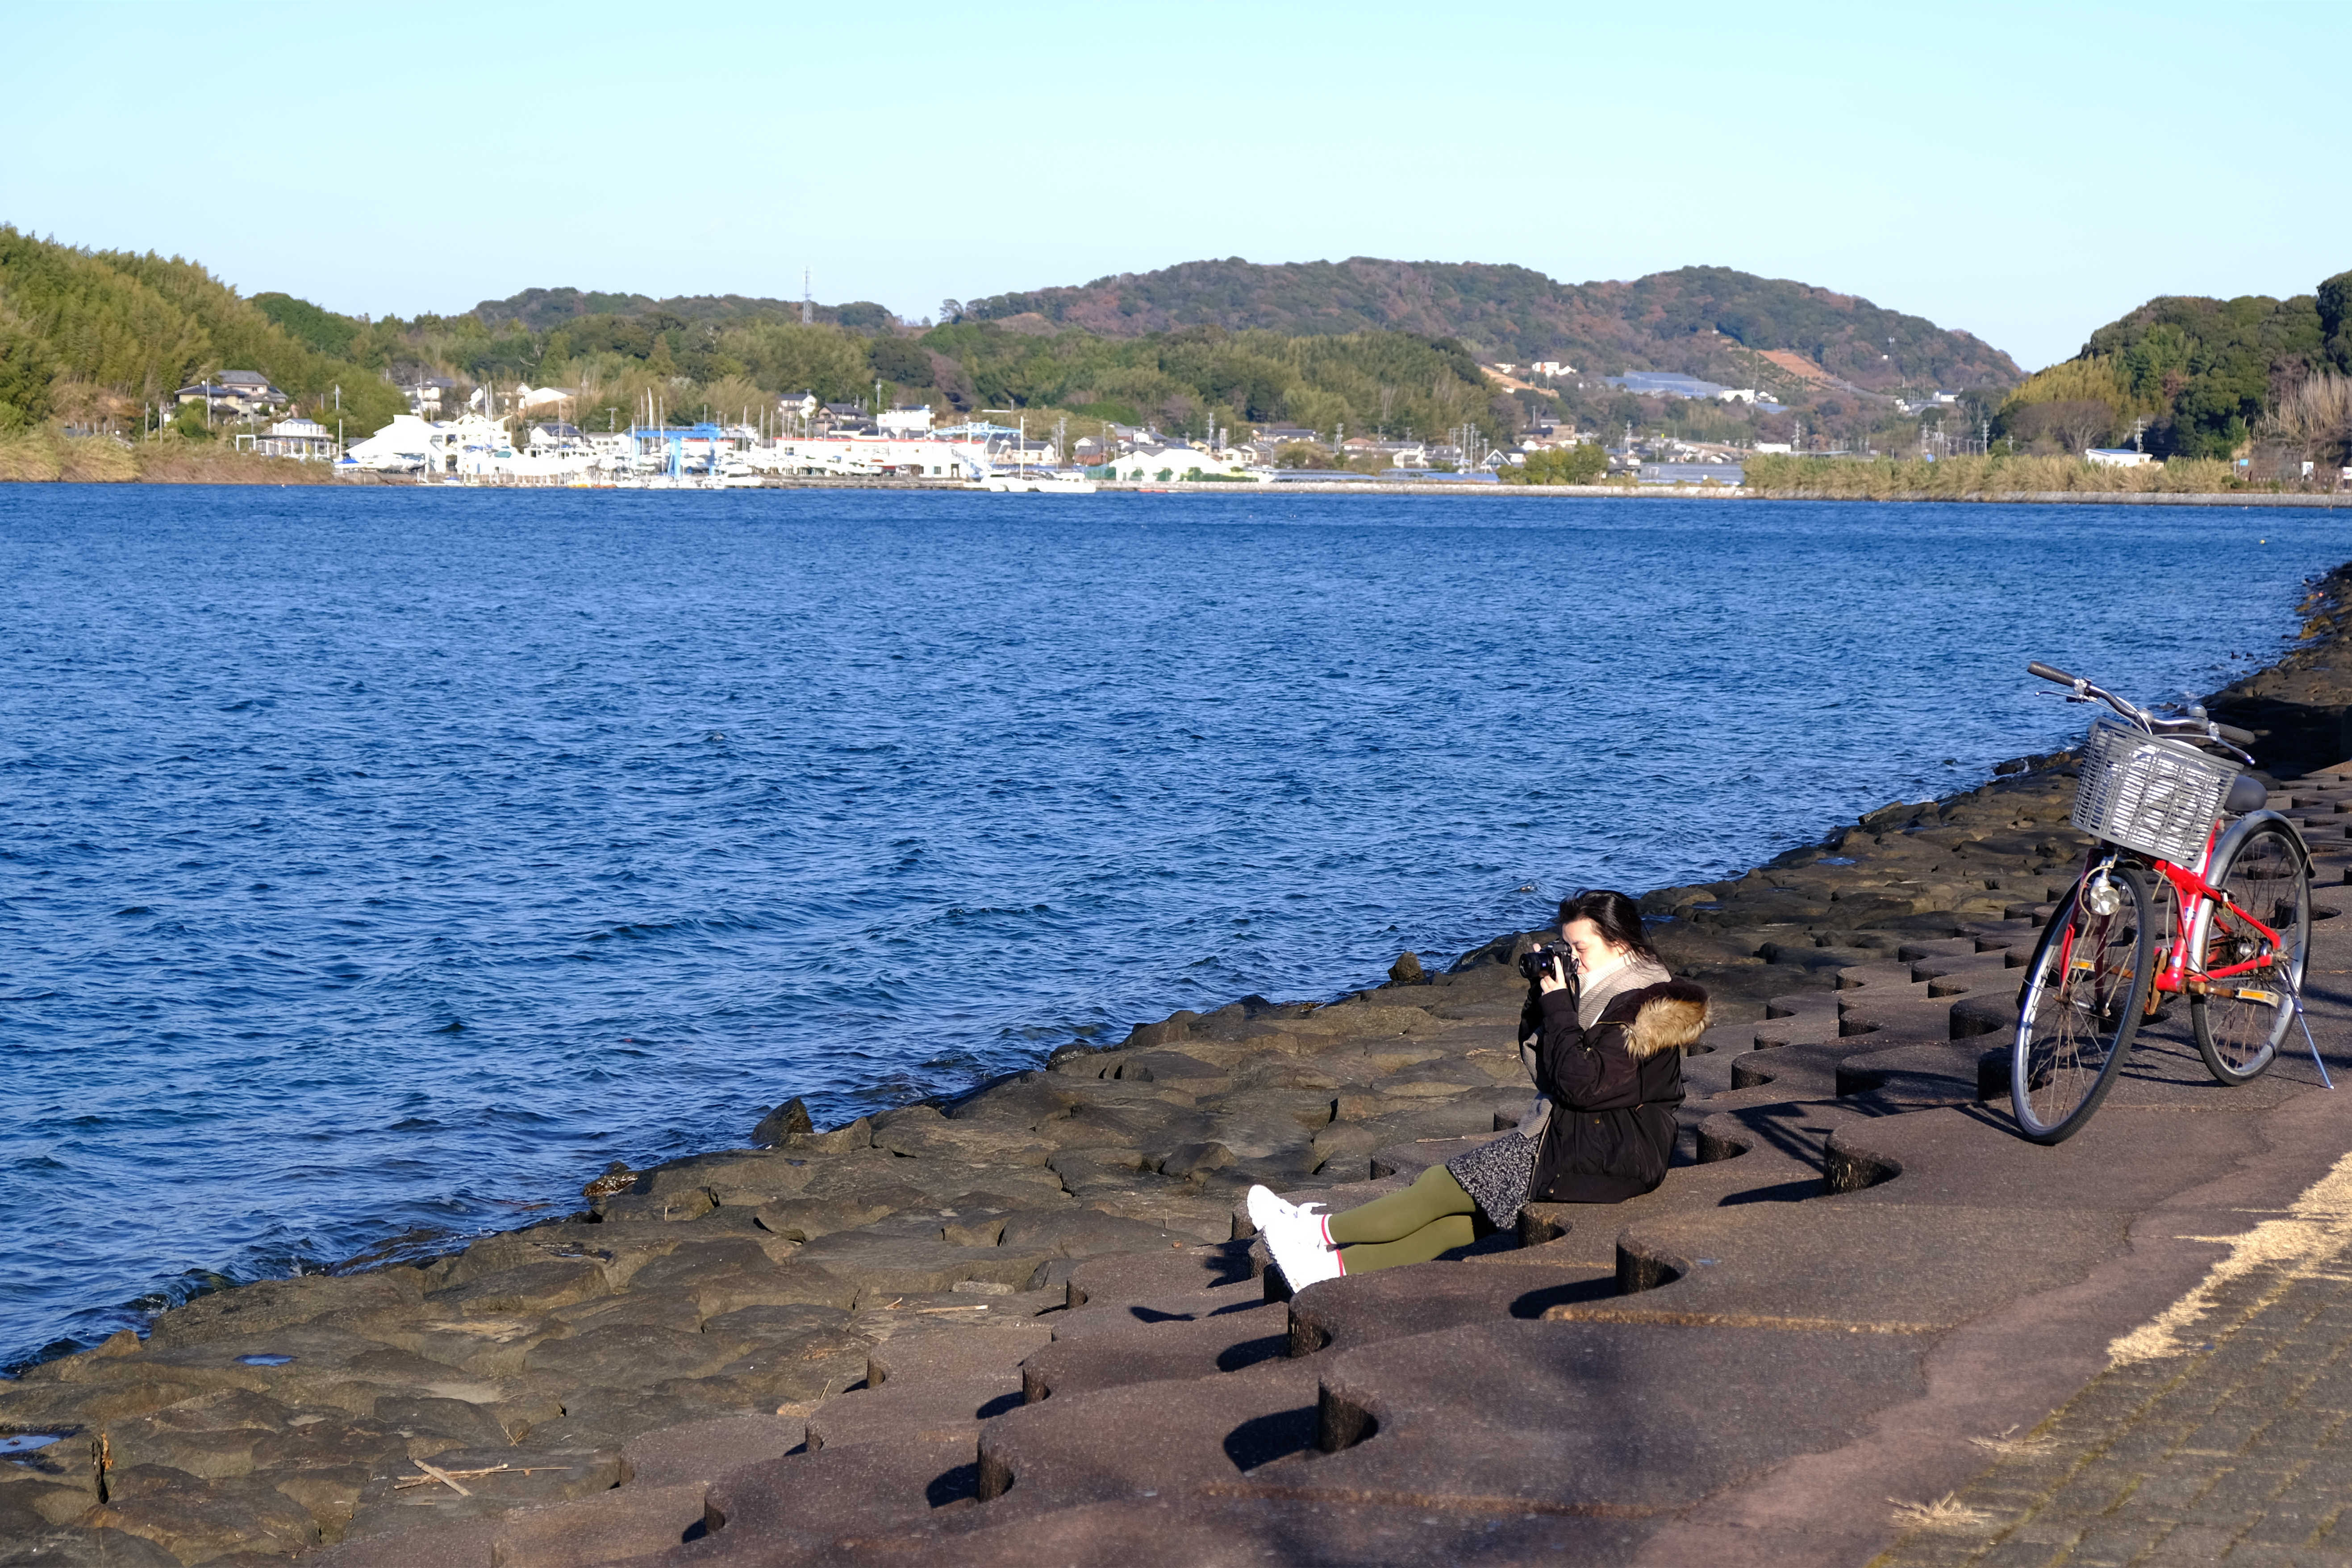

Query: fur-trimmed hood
[[1603, 978, 1712, 1061]]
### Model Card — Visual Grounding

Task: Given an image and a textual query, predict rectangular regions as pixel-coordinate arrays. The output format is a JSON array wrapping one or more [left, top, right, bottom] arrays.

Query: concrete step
[[975, 1357, 1325, 1508], [1018, 1301, 1289, 1402]]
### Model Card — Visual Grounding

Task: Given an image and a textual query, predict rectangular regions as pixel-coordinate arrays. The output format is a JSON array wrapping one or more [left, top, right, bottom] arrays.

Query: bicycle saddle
[[2225, 773, 2269, 815]]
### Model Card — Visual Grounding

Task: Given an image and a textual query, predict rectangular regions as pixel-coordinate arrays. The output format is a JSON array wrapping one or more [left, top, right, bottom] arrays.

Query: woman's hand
[[1536, 955, 1571, 995]]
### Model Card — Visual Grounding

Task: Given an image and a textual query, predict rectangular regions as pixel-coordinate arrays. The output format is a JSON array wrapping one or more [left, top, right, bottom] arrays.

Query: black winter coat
[[1527, 978, 1709, 1204]]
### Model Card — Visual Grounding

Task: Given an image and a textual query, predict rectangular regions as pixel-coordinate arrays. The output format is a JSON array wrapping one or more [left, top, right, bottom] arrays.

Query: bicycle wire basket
[[2070, 714, 2241, 866]]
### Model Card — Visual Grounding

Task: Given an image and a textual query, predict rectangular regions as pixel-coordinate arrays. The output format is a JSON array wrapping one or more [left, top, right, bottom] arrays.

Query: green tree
[[0, 324, 56, 430], [2320, 270, 2352, 375], [867, 335, 934, 388], [1502, 444, 1608, 484]]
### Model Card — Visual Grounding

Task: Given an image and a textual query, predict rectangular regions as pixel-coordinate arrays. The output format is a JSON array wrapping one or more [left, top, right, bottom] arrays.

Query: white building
[[235, 417, 340, 462], [876, 406, 934, 436], [1110, 443, 1259, 482], [2086, 448, 2156, 468]]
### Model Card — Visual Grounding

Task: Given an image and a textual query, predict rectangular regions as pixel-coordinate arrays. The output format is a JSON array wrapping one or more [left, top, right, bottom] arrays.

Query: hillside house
[[176, 371, 288, 417]]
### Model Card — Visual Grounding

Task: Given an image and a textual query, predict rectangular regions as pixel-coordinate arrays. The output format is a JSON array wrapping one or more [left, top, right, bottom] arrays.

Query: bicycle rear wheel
[[2191, 819, 2310, 1085], [2013, 863, 2155, 1143]]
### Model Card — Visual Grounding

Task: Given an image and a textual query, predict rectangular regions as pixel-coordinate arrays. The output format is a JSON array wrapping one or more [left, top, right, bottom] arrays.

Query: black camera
[[1518, 944, 1574, 984]]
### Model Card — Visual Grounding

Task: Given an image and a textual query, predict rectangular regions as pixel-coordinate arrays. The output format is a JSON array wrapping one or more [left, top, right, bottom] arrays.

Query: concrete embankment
[[8, 570, 2352, 1566]]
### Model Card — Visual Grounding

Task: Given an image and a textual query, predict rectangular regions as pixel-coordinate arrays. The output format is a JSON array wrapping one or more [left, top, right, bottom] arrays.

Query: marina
[[337, 400, 1121, 489]]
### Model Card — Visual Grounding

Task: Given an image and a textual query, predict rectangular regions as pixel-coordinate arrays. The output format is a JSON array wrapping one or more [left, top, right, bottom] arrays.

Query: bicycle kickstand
[[2280, 966, 2335, 1089]]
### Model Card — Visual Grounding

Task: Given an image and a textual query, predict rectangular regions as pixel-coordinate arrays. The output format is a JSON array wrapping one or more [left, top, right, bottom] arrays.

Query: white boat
[[971, 468, 1098, 494]]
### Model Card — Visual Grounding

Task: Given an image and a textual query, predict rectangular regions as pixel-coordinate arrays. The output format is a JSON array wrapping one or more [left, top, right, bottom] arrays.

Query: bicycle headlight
[[2085, 876, 2122, 917]]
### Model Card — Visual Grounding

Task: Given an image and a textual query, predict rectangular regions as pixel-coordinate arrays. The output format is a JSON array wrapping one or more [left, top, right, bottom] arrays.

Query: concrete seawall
[[9, 571, 2352, 1566]]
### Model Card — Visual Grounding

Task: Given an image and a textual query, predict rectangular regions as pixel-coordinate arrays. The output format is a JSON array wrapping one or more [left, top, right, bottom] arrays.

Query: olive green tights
[[1325, 1164, 1480, 1275]]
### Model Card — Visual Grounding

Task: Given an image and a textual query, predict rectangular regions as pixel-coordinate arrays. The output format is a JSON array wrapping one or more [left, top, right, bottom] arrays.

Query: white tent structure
[[337, 415, 436, 474]]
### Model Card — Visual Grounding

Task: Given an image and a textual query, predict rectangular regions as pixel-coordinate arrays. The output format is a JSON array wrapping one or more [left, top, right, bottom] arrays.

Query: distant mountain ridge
[[960, 259, 2023, 393], [470, 286, 896, 334]]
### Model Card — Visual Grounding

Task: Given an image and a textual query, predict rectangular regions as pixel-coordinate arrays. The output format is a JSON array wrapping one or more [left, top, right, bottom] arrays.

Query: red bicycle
[[2011, 662, 2321, 1143]]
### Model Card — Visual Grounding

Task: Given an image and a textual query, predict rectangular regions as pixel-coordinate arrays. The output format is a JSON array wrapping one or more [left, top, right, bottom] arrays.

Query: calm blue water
[[0, 487, 2334, 1368]]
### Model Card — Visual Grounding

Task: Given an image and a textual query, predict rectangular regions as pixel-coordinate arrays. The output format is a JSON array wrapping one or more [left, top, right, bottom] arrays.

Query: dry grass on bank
[[0, 428, 359, 485], [1744, 453, 2246, 499]]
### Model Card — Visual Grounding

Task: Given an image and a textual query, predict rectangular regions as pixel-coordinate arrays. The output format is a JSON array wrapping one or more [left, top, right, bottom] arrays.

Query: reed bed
[[0, 429, 355, 484], [1744, 453, 2246, 499]]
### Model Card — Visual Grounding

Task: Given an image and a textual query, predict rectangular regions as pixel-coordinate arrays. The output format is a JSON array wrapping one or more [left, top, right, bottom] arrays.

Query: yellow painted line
[[2110, 1146, 2352, 1365]]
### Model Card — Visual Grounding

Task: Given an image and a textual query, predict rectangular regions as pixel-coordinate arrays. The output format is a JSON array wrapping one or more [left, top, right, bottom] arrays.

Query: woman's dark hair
[[1556, 890, 1657, 960]]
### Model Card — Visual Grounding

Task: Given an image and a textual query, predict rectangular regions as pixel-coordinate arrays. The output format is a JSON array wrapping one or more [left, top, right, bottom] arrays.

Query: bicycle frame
[[2059, 831, 2288, 1006]]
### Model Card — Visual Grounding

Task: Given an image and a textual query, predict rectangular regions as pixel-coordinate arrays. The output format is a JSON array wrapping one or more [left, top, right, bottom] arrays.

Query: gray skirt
[[1444, 1130, 1537, 1230]]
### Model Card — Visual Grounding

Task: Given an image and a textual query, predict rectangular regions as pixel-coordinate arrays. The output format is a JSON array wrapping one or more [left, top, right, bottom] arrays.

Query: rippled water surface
[[0, 486, 2334, 1366]]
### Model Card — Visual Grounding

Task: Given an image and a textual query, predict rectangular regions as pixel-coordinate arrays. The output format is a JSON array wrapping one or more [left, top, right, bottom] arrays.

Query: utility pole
[[802, 270, 813, 326]]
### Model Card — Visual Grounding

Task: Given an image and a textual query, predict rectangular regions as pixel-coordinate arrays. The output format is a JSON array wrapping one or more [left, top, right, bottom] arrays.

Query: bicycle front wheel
[[2192, 818, 2310, 1085], [2013, 863, 2155, 1143]]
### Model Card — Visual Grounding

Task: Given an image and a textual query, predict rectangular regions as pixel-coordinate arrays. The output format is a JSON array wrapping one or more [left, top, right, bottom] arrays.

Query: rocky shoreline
[[7, 564, 2352, 1567]]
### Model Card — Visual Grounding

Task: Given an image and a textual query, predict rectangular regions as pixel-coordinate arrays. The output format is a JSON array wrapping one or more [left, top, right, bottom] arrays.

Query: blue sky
[[3, 0, 2346, 371]]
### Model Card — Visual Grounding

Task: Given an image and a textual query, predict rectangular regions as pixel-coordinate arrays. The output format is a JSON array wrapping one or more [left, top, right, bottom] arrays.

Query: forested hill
[[471, 287, 899, 334], [0, 226, 405, 434], [958, 259, 2024, 394], [1993, 271, 2352, 460]]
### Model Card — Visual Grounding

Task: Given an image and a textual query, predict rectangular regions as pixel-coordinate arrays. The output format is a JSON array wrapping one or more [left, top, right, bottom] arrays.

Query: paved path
[[1875, 1131, 2352, 1567]]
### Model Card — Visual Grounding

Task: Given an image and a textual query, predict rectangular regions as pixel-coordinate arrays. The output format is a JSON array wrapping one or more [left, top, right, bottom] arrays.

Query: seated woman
[[1250, 889, 1707, 1289]]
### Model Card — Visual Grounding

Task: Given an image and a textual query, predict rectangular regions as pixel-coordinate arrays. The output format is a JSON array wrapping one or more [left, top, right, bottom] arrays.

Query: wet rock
[[256, 1462, 374, 1539], [752, 1194, 909, 1242], [1388, 951, 1425, 984], [645, 1155, 815, 1210], [593, 1191, 714, 1224], [702, 1303, 854, 1347], [244, 1414, 406, 1478], [1155, 1141, 1234, 1179], [101, 1421, 275, 1482], [342, 1445, 620, 1541], [368, 1395, 513, 1450], [0, 1436, 96, 1501], [0, 1482, 96, 1531], [1120, 1009, 1198, 1051], [871, 1116, 1054, 1165], [947, 1075, 1080, 1127], [522, 1323, 746, 1390], [547, 1290, 704, 1337], [1101, 1051, 1232, 1093], [0, 1528, 184, 1568], [340, 1312, 563, 1380], [780, 1117, 872, 1155], [751, 1097, 815, 1145], [83, 1465, 321, 1561], [140, 1272, 424, 1355], [619, 1239, 776, 1292], [423, 1259, 610, 1320], [787, 1230, 1058, 1297], [997, 1209, 1193, 1257]]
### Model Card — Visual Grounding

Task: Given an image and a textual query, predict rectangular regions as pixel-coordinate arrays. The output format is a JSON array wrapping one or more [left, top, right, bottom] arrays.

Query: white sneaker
[[1246, 1184, 1299, 1235], [1262, 1204, 1344, 1291]]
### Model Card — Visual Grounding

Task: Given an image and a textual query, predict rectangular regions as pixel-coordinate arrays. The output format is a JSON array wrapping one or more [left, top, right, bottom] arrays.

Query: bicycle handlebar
[[2025, 659, 2256, 762]]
